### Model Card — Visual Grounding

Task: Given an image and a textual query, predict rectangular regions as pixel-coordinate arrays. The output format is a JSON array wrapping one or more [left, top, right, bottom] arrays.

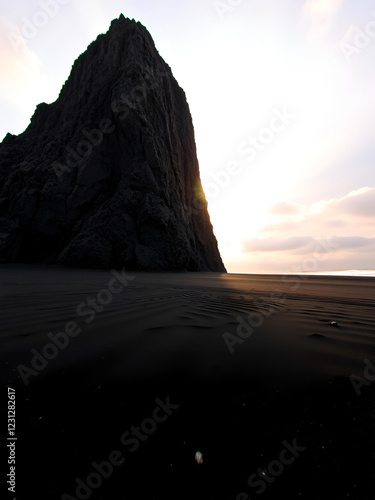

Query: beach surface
[[1, 265, 375, 499]]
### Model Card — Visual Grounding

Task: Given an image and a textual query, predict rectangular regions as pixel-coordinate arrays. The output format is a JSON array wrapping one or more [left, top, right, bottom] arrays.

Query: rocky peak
[[0, 15, 226, 272]]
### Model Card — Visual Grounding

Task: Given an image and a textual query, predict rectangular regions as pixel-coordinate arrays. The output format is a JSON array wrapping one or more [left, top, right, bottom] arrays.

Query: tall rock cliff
[[0, 15, 226, 272]]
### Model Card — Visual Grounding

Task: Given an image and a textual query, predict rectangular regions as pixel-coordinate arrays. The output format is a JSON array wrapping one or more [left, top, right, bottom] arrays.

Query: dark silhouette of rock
[[0, 15, 226, 272]]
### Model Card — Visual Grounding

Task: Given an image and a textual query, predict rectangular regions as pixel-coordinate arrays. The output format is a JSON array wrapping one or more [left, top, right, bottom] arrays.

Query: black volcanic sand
[[1, 266, 375, 499]]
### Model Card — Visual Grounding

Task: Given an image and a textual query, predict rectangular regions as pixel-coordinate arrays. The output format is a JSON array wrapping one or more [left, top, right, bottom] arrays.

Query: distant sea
[[295, 270, 375, 277]]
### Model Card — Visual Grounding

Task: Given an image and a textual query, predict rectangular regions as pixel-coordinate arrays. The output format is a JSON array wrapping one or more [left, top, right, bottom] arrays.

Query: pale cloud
[[267, 201, 301, 216], [243, 236, 313, 253], [257, 188, 374, 238], [259, 222, 299, 234], [301, 0, 343, 40], [236, 187, 375, 272], [303, 187, 375, 221], [0, 16, 59, 136], [325, 187, 375, 218], [335, 236, 375, 250], [0, 17, 41, 92], [242, 235, 375, 254], [325, 219, 347, 228], [266, 187, 374, 225]]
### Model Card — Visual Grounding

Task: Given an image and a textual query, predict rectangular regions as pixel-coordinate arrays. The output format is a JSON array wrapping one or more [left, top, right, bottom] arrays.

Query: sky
[[0, 0, 374, 274]]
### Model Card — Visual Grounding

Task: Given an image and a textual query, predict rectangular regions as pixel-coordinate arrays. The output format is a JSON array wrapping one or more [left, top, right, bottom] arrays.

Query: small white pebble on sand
[[329, 321, 338, 327]]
